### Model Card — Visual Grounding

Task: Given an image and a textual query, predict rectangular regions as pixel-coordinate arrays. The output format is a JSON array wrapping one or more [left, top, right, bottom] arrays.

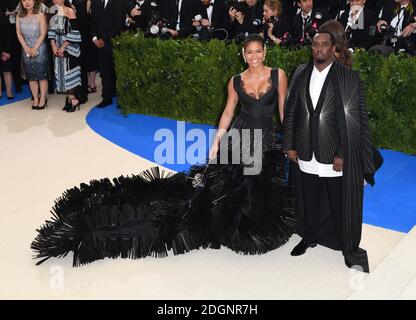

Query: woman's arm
[[277, 68, 288, 122], [209, 77, 239, 158], [33, 14, 47, 52], [16, 16, 30, 54]]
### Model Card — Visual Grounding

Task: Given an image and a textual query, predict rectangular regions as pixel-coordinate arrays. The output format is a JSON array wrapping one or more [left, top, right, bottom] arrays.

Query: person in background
[[16, 0, 49, 109]]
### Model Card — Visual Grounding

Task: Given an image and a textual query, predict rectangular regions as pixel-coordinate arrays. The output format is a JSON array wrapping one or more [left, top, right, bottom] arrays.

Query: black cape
[[284, 62, 383, 273]]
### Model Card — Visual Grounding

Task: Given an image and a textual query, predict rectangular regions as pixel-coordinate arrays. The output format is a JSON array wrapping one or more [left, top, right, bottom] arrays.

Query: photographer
[[161, 0, 196, 38], [229, 0, 264, 39], [374, 0, 416, 55], [261, 0, 291, 46], [291, 0, 328, 46], [126, 0, 151, 31], [338, 0, 378, 50], [192, 0, 230, 40]]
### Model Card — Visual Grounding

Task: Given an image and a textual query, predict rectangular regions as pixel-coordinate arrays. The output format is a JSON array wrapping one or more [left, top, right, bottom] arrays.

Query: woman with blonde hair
[[262, 0, 290, 46]]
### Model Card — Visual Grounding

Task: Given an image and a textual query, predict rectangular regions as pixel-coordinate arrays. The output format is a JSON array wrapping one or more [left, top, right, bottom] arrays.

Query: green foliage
[[113, 32, 416, 154]]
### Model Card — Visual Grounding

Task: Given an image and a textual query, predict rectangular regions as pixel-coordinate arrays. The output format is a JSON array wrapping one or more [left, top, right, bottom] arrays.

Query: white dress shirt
[[391, 4, 408, 36], [103, 0, 109, 9], [207, 1, 215, 23], [176, 0, 183, 31], [298, 62, 343, 178]]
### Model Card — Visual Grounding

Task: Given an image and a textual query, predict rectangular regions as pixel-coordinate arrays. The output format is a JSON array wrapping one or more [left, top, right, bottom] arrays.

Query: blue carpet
[[0, 84, 32, 107], [87, 104, 416, 233]]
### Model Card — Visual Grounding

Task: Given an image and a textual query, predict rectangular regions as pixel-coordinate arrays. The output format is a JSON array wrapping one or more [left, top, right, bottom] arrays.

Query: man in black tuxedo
[[338, 0, 378, 50], [126, 0, 152, 31], [91, 0, 127, 107], [283, 32, 382, 273], [160, 0, 197, 38], [192, 0, 230, 39], [291, 0, 329, 46]]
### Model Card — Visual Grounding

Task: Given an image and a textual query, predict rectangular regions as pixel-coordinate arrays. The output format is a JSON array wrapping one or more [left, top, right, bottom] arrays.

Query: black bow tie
[[204, 2, 213, 8]]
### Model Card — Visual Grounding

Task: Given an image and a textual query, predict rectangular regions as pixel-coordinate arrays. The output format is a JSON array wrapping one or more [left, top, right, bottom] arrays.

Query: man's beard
[[315, 57, 326, 64]]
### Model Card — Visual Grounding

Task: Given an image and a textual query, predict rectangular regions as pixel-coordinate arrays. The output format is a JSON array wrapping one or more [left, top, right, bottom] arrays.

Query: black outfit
[[91, 0, 127, 101], [378, 1, 416, 54], [2, 0, 22, 91], [230, 1, 264, 38], [0, 6, 13, 72], [291, 8, 329, 46], [263, 14, 291, 46], [193, 0, 230, 39], [71, 0, 94, 102], [159, 0, 196, 38], [126, 0, 152, 31], [338, 6, 378, 50], [31, 68, 296, 267], [283, 61, 383, 273], [81, 0, 98, 73]]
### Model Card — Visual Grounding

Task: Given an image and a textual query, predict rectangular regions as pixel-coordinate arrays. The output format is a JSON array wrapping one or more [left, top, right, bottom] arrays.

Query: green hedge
[[113, 32, 416, 154]]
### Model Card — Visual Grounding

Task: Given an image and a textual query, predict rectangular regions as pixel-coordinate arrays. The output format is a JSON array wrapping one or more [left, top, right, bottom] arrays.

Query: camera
[[144, 1, 173, 40], [191, 14, 214, 41], [380, 23, 416, 54]]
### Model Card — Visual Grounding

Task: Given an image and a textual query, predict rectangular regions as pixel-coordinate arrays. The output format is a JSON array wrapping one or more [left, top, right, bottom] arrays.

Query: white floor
[[0, 89, 414, 300]]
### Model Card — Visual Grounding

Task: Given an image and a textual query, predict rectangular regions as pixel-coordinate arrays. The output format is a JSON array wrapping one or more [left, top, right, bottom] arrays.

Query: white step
[[348, 225, 416, 299]]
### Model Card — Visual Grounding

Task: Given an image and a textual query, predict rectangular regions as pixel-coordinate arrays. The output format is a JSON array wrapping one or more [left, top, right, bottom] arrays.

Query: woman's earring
[[243, 56, 247, 63]]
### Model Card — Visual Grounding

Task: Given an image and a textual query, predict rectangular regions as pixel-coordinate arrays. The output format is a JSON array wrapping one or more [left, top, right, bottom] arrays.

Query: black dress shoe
[[7, 96, 15, 100], [290, 239, 317, 256], [96, 99, 112, 108]]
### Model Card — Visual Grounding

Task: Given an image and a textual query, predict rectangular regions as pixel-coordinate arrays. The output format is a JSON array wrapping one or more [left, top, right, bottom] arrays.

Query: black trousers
[[97, 42, 116, 101], [300, 171, 343, 246]]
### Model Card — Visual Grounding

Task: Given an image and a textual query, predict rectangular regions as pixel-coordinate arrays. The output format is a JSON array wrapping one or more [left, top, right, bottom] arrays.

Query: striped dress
[[48, 15, 81, 93]]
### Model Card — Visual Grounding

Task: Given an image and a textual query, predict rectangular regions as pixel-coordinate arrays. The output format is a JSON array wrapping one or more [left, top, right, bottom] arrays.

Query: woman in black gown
[[32, 34, 296, 266]]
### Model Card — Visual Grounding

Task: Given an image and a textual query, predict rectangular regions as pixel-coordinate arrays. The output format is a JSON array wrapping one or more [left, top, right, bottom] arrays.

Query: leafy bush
[[114, 32, 416, 154]]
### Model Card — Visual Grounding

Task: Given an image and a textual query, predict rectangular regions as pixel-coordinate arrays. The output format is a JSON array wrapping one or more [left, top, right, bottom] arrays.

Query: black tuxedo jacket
[[127, 0, 152, 30], [283, 62, 342, 164], [0, 7, 12, 53], [381, 0, 416, 27], [91, 0, 127, 41], [291, 8, 329, 44], [159, 0, 196, 37], [339, 7, 378, 50], [194, 0, 229, 31]]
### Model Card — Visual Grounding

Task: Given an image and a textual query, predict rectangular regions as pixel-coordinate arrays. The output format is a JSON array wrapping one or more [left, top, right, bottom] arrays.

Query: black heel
[[67, 98, 80, 112], [63, 97, 71, 111], [38, 98, 48, 110]]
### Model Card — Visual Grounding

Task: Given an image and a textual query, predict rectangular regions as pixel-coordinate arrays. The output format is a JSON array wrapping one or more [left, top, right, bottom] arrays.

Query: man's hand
[[286, 150, 298, 163], [229, 7, 237, 21], [94, 39, 105, 48], [235, 11, 244, 24], [333, 157, 343, 172], [377, 20, 388, 32], [167, 29, 179, 37], [130, 8, 142, 17], [402, 22, 416, 37], [200, 19, 211, 27]]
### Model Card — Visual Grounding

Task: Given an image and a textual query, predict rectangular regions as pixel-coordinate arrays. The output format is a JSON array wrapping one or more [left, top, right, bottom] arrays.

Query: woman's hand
[[209, 140, 219, 160], [57, 46, 65, 57]]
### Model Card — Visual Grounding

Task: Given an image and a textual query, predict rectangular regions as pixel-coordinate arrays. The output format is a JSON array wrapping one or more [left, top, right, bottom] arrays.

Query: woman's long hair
[[19, 0, 42, 17], [319, 19, 352, 68]]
